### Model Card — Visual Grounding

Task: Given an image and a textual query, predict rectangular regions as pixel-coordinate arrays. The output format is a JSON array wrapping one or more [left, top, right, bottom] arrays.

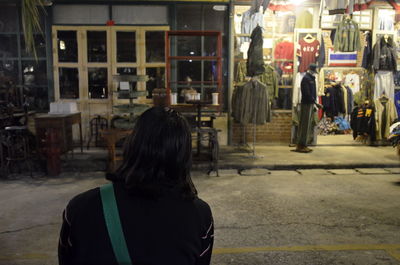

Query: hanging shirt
[[297, 38, 320, 73], [295, 10, 313, 29], [334, 18, 361, 52], [268, 0, 295, 11], [274, 41, 294, 60], [281, 14, 296, 33], [379, 16, 394, 31], [344, 73, 360, 93], [241, 9, 263, 43]]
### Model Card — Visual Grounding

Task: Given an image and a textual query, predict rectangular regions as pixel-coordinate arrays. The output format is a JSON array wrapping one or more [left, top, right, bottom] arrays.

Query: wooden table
[[100, 128, 132, 172], [35, 112, 83, 154]]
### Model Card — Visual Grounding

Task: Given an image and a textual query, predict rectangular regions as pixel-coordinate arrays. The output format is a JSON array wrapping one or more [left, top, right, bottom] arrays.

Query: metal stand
[[249, 106, 264, 159]]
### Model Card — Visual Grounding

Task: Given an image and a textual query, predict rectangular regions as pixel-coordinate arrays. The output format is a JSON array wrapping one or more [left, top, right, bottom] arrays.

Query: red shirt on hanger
[[274, 41, 294, 60], [297, 38, 320, 73]]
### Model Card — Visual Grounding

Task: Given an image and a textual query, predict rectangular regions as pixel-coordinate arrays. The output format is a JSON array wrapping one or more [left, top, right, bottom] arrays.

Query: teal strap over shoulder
[[100, 183, 132, 265]]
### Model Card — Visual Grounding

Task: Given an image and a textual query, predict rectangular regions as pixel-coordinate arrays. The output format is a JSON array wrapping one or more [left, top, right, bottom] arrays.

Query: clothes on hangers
[[322, 84, 346, 118], [317, 38, 326, 68], [379, 16, 394, 31], [372, 36, 397, 72], [345, 86, 354, 115], [268, 0, 295, 12], [362, 31, 372, 69], [374, 97, 398, 140], [241, 8, 263, 43], [344, 72, 360, 93], [231, 79, 271, 125], [374, 71, 395, 100], [281, 14, 296, 33], [333, 17, 361, 52], [297, 37, 320, 73], [350, 104, 376, 141], [235, 61, 279, 101], [295, 10, 313, 29], [274, 41, 294, 60], [247, 26, 265, 77], [259, 65, 279, 100]]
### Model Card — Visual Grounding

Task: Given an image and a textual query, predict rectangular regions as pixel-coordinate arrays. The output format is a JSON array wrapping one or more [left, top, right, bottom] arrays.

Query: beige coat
[[374, 98, 398, 140]]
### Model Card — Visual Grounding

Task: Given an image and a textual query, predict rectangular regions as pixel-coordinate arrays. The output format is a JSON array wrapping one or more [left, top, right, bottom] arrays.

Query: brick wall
[[232, 110, 292, 144]]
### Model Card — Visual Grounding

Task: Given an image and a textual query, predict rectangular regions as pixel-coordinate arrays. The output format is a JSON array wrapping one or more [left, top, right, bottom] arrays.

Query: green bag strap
[[100, 183, 132, 265]]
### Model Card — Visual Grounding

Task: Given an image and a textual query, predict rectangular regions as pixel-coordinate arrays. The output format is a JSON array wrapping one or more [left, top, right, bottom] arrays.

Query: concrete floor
[[0, 169, 400, 265]]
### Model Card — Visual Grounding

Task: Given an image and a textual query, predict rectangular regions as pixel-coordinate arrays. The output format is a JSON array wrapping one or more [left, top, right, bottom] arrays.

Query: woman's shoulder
[[69, 186, 100, 206], [65, 186, 102, 222], [192, 197, 213, 218]]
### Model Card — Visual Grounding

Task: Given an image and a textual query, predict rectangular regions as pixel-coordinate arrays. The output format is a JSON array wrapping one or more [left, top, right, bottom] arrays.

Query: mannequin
[[293, 63, 321, 153]]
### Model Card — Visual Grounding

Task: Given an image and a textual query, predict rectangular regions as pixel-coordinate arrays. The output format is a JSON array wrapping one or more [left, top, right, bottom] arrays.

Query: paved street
[[0, 168, 399, 265]]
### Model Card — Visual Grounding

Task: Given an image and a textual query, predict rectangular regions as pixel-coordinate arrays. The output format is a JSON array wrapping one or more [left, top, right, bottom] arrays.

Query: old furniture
[[100, 128, 132, 172], [35, 112, 83, 154]]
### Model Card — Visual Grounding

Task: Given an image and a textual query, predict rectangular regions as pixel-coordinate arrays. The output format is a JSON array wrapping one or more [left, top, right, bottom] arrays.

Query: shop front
[[231, 0, 400, 148], [2, 0, 400, 151], [0, 0, 230, 148]]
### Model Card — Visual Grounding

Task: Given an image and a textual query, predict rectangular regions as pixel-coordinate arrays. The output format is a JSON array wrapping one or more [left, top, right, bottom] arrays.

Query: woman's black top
[[58, 181, 214, 265]]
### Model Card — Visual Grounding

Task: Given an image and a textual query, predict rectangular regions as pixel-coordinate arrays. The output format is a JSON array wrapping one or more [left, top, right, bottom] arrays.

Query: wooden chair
[[87, 115, 108, 149]]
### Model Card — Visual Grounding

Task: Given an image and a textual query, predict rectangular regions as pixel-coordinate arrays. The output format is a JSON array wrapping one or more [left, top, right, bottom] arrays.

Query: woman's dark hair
[[113, 106, 197, 200]]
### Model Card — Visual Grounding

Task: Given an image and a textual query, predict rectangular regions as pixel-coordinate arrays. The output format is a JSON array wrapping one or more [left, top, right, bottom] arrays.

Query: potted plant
[[21, 0, 46, 60]]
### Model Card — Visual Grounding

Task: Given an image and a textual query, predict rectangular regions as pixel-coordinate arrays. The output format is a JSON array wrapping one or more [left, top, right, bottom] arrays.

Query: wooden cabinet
[[34, 112, 83, 154]]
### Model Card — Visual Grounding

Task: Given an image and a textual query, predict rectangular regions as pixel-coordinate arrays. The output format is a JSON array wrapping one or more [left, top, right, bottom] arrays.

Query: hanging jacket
[[350, 105, 376, 141], [259, 65, 279, 100], [334, 18, 361, 52], [317, 38, 326, 68], [247, 26, 264, 77], [346, 86, 354, 115], [362, 31, 372, 69], [374, 97, 398, 140], [372, 36, 397, 72], [322, 84, 345, 118], [231, 79, 271, 125], [235, 62, 278, 101]]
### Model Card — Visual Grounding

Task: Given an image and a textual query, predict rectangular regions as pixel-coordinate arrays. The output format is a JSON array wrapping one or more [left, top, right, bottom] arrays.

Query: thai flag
[[328, 48, 358, 67]]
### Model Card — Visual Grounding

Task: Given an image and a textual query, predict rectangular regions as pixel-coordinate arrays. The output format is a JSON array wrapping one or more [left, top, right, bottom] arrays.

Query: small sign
[[120, 81, 130, 91], [213, 5, 227, 11]]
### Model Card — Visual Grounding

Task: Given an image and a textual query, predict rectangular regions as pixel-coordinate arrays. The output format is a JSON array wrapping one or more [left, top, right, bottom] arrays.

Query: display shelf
[[111, 74, 150, 127], [165, 30, 222, 107]]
